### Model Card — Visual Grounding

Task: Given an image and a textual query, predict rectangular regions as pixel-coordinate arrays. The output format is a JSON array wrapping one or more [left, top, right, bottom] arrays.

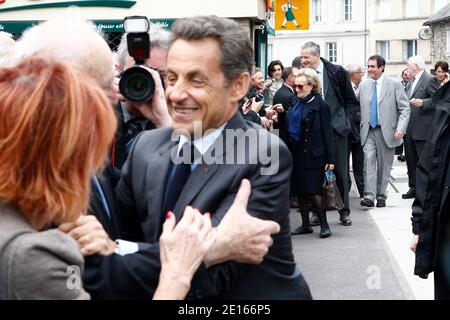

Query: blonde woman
[[288, 68, 335, 238]]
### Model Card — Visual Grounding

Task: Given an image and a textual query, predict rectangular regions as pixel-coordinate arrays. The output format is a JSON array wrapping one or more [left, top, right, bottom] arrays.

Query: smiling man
[[115, 15, 312, 299]]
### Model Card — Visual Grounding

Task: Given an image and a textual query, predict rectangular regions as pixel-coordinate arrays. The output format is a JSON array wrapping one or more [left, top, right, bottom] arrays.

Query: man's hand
[[204, 179, 280, 267], [251, 98, 264, 113], [410, 234, 419, 253], [128, 68, 172, 128], [394, 130, 405, 140], [273, 103, 284, 113], [59, 215, 116, 257], [409, 98, 424, 108], [261, 116, 272, 129]]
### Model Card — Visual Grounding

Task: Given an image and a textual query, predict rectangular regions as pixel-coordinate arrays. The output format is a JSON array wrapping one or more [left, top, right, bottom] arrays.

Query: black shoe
[[291, 225, 313, 235], [376, 199, 386, 207], [397, 155, 406, 162], [402, 189, 416, 199], [360, 198, 375, 207], [319, 226, 332, 238], [309, 214, 321, 226], [339, 213, 352, 226]]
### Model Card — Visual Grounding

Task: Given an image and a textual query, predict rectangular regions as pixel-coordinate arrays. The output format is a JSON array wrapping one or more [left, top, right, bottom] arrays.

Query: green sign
[[0, 19, 174, 34], [0, 1, 136, 13]]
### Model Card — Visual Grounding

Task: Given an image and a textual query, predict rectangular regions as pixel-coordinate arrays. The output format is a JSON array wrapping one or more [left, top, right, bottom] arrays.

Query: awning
[[264, 21, 275, 36], [0, 18, 174, 34]]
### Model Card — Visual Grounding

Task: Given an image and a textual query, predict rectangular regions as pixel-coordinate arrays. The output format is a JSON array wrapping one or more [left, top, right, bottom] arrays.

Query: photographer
[[112, 22, 173, 169]]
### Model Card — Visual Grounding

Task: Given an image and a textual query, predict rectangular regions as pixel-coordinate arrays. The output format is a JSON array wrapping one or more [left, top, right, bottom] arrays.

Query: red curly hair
[[0, 57, 117, 230]]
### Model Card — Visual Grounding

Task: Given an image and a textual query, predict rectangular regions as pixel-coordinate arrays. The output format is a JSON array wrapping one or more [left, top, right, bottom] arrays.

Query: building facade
[[369, 0, 448, 77], [269, 0, 369, 69], [0, 0, 273, 69], [423, 3, 450, 66]]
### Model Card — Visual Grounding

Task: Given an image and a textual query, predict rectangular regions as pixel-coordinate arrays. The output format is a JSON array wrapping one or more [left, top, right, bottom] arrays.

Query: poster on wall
[[274, 0, 309, 30]]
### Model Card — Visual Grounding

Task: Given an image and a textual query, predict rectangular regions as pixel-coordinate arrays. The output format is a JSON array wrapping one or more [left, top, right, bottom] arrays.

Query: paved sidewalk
[[290, 159, 434, 300]]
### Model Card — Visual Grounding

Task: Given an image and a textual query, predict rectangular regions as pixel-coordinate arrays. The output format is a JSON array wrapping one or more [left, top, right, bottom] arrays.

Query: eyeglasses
[[293, 84, 310, 90]]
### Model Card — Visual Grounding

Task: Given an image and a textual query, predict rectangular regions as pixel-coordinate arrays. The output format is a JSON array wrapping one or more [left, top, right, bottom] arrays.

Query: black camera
[[119, 16, 155, 104]]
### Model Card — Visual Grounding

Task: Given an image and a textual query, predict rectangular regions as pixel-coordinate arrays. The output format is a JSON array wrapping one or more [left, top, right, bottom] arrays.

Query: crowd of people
[[0, 13, 449, 300]]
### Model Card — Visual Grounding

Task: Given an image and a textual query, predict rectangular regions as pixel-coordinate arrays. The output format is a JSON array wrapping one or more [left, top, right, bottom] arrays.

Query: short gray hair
[[345, 63, 363, 74], [407, 55, 425, 70], [116, 22, 171, 70], [301, 42, 321, 56], [170, 15, 253, 82]]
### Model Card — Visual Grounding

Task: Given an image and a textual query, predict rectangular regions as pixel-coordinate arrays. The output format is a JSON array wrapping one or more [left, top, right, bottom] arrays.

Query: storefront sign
[[274, 0, 309, 30], [0, 18, 174, 33], [0, 0, 136, 13]]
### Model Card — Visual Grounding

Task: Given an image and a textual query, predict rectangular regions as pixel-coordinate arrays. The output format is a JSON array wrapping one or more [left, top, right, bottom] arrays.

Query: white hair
[[407, 55, 426, 70], [116, 22, 172, 70], [13, 18, 114, 88], [0, 31, 15, 65], [345, 63, 363, 74]]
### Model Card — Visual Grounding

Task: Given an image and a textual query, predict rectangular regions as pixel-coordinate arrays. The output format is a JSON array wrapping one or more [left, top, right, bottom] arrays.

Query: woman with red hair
[[0, 57, 214, 299]]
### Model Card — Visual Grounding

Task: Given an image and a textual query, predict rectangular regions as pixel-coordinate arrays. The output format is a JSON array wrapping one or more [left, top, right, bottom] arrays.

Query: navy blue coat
[[287, 93, 335, 195]]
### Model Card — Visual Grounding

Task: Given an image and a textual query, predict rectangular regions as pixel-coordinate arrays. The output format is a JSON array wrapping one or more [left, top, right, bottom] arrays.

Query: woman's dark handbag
[[323, 170, 344, 211]]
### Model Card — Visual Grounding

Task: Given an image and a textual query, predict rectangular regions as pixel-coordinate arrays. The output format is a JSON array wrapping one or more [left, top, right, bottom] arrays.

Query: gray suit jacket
[[0, 204, 90, 300], [115, 112, 312, 300], [359, 75, 410, 148], [406, 71, 435, 140]]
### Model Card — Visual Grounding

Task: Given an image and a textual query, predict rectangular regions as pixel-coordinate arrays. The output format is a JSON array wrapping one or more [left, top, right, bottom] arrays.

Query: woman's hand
[[154, 207, 215, 300], [325, 164, 334, 171]]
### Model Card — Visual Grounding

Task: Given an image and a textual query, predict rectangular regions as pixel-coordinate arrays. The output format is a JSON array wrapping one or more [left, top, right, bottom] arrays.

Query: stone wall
[[430, 21, 450, 66]]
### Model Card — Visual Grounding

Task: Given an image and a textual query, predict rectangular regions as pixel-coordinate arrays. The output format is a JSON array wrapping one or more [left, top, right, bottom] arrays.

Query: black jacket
[[412, 81, 450, 278], [286, 93, 335, 165], [321, 58, 360, 138], [273, 84, 296, 143]]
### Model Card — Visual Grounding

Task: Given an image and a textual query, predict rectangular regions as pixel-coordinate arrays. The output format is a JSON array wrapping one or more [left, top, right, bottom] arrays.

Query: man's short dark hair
[[368, 55, 386, 72], [291, 56, 302, 68], [170, 15, 253, 83], [281, 67, 294, 82]]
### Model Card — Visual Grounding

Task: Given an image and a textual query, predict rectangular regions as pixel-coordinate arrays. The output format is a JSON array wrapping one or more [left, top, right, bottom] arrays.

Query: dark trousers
[[334, 132, 350, 215], [347, 141, 364, 198], [404, 136, 426, 189]]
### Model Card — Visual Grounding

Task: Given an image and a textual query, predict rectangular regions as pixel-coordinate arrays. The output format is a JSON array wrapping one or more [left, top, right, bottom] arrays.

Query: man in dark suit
[[403, 55, 436, 199], [115, 15, 312, 299], [273, 66, 297, 143], [17, 18, 283, 300], [300, 42, 360, 226], [410, 81, 450, 299]]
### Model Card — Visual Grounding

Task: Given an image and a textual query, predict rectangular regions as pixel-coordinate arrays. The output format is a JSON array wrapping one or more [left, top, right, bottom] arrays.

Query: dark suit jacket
[[85, 163, 159, 300], [321, 58, 360, 137], [115, 111, 312, 300], [411, 81, 450, 278], [273, 84, 296, 143], [406, 71, 436, 140]]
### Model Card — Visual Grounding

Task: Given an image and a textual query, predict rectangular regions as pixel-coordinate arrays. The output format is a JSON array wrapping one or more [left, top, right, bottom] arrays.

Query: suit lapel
[[378, 78, 389, 104], [148, 138, 177, 237], [410, 73, 425, 98]]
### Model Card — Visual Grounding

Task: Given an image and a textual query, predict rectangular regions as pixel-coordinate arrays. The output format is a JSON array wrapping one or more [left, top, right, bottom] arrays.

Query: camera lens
[[119, 65, 155, 103]]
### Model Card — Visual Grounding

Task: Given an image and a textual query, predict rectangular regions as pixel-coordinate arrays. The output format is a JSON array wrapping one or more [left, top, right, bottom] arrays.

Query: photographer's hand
[[132, 67, 172, 128]]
